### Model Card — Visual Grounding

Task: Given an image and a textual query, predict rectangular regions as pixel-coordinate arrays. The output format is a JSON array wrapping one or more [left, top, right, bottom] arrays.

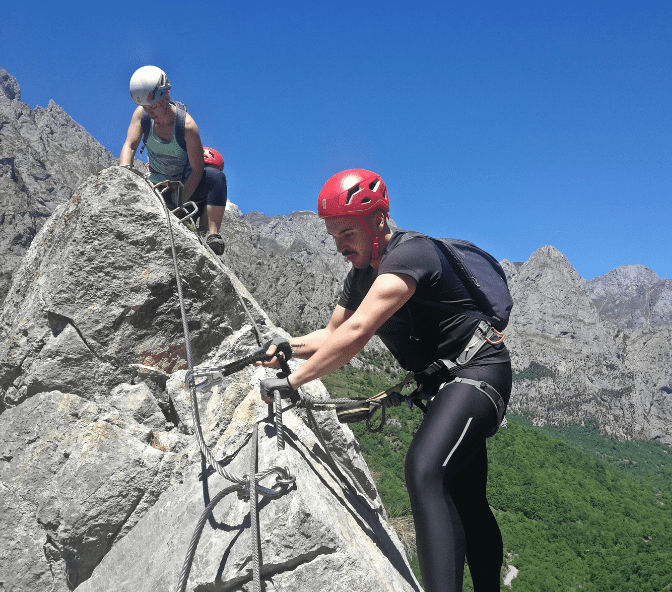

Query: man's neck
[[370, 231, 394, 270]]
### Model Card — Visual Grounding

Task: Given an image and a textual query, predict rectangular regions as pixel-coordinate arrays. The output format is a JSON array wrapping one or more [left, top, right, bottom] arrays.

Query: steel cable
[[142, 177, 293, 592], [249, 423, 262, 592]]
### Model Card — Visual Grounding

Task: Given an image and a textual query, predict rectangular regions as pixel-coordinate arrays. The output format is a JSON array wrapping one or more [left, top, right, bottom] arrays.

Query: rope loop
[[365, 401, 386, 433]]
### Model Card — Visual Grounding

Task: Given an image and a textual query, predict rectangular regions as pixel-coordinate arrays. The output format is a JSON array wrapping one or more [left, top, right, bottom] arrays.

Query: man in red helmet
[[259, 169, 512, 592], [203, 147, 224, 172], [120, 66, 227, 255]]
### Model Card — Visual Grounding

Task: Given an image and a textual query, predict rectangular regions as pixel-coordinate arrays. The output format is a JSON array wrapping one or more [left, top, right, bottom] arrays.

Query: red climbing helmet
[[203, 147, 224, 171], [317, 169, 389, 219], [318, 169, 390, 260]]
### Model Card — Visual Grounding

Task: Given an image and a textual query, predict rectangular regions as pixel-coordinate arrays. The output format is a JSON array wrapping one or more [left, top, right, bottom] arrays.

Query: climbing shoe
[[206, 232, 225, 255]]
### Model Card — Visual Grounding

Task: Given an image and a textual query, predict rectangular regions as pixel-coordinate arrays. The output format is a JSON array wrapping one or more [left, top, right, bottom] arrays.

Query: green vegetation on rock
[[512, 362, 556, 381]]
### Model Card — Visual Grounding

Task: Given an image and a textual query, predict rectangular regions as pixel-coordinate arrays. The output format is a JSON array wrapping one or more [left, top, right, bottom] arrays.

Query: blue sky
[[3, 1, 671, 279]]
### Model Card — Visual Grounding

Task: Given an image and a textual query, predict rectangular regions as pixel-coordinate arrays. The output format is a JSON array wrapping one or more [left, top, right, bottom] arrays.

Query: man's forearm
[[289, 328, 333, 359], [288, 320, 371, 388]]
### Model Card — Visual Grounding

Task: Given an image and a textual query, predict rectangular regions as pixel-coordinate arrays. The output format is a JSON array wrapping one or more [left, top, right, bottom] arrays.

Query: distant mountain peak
[[0, 67, 21, 101], [592, 264, 660, 285]]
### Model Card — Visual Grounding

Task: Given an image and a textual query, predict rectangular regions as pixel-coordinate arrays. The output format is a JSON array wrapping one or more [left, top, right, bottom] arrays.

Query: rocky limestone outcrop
[[0, 67, 117, 298], [215, 210, 349, 333], [0, 167, 419, 592], [585, 264, 672, 329], [503, 247, 672, 443]]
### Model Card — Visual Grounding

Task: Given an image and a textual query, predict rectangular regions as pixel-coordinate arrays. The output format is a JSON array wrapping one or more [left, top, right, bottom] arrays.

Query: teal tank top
[[146, 120, 189, 183]]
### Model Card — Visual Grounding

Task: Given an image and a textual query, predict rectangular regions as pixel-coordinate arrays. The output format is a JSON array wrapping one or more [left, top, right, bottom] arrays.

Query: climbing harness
[[395, 321, 508, 436], [454, 320, 505, 365], [450, 377, 506, 437], [411, 320, 505, 387]]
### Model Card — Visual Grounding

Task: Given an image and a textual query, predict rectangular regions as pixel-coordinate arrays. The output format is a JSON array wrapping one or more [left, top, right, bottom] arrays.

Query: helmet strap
[[357, 215, 384, 261], [372, 236, 381, 260]]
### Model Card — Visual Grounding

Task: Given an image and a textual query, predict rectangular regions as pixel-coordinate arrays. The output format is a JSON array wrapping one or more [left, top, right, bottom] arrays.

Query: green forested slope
[[488, 420, 671, 591], [321, 362, 672, 591]]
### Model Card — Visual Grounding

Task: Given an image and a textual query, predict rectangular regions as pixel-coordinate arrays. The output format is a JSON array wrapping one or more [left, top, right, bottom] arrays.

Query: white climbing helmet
[[129, 66, 171, 106]]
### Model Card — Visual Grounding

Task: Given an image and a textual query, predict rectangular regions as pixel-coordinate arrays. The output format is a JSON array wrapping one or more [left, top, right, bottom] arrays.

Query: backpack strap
[[172, 101, 187, 151], [395, 230, 502, 326], [138, 100, 188, 155], [139, 111, 151, 155]]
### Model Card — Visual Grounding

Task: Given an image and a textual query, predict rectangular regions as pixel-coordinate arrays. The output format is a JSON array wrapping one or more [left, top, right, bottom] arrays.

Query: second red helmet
[[318, 169, 388, 219], [203, 147, 224, 171]]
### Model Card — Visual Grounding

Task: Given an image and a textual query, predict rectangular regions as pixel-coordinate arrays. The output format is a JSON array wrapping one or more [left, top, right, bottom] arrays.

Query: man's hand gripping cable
[[189, 337, 294, 393]]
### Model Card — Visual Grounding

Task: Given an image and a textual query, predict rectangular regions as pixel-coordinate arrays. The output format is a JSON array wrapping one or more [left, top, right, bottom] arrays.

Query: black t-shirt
[[338, 232, 510, 372]]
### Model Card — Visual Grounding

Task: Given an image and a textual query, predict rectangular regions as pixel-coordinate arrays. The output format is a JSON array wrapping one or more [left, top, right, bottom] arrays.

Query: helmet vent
[[369, 179, 380, 192], [345, 184, 361, 205]]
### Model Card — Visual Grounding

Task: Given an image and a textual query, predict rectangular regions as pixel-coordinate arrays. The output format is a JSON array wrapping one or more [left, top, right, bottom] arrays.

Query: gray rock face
[[503, 246, 672, 443], [585, 264, 672, 329], [76, 384, 417, 592], [217, 210, 351, 333], [0, 167, 418, 591], [0, 168, 248, 412], [1, 390, 179, 590], [0, 67, 117, 298]]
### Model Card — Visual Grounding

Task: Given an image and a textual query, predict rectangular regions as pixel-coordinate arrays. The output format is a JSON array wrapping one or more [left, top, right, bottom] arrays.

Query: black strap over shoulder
[[395, 230, 512, 330], [140, 112, 150, 155], [173, 101, 188, 151]]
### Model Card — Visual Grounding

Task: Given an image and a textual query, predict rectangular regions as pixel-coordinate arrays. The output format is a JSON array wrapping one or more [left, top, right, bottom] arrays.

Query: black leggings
[[405, 362, 512, 592], [191, 167, 228, 220]]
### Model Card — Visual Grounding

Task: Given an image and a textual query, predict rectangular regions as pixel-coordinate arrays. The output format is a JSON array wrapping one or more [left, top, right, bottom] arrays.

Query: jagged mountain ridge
[[0, 67, 118, 295], [501, 246, 672, 443], [585, 264, 672, 329], [1, 66, 670, 444]]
